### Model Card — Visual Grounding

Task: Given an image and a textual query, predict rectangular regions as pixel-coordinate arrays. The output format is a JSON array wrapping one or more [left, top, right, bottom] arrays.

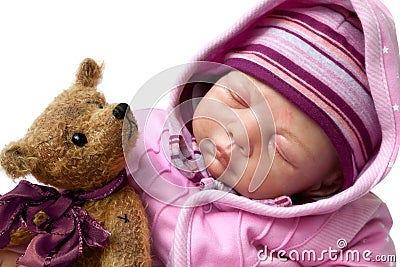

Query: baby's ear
[[0, 141, 38, 179], [75, 58, 103, 88], [304, 170, 344, 197]]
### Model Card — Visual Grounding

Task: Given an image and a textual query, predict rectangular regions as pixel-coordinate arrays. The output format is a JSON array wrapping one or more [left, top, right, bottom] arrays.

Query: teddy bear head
[[0, 58, 138, 191]]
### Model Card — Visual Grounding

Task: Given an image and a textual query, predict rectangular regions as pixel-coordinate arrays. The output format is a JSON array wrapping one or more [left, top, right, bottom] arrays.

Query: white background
[[0, 0, 398, 258]]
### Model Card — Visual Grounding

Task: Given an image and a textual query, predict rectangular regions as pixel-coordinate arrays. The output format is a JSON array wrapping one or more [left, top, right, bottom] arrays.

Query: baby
[[1, 0, 398, 266], [193, 70, 345, 202], [127, 1, 398, 266], [172, 3, 380, 205]]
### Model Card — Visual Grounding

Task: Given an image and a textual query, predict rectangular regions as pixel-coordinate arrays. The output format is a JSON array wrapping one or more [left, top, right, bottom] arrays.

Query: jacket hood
[[166, 0, 400, 215]]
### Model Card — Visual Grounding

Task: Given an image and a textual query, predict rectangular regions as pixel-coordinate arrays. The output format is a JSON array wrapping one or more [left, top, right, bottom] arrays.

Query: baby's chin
[[222, 174, 287, 200], [232, 185, 278, 200], [205, 155, 287, 200]]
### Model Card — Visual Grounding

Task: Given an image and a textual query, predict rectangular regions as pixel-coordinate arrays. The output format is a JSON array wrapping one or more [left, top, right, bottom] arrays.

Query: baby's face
[[193, 71, 342, 199]]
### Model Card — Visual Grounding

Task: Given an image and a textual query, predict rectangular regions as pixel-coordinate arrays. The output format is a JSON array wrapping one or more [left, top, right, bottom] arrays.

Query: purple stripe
[[266, 24, 370, 95], [268, 13, 365, 73], [170, 139, 181, 145], [171, 154, 181, 160], [225, 57, 356, 189], [275, 197, 290, 205], [237, 44, 375, 160], [271, 10, 365, 69], [192, 173, 203, 183]]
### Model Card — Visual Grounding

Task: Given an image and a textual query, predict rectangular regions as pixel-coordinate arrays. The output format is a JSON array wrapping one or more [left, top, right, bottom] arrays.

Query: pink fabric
[[127, 0, 400, 265], [128, 109, 395, 266]]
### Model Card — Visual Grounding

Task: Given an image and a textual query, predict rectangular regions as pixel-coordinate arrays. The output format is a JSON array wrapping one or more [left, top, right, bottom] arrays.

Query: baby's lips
[[215, 144, 232, 169]]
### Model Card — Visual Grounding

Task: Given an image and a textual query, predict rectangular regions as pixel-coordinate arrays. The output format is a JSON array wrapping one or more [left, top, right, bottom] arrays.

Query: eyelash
[[275, 146, 296, 168], [223, 88, 249, 108], [274, 150, 291, 168]]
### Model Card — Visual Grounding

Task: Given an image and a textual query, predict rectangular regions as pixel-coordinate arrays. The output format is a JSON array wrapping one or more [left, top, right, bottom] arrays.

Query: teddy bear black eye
[[71, 133, 88, 147]]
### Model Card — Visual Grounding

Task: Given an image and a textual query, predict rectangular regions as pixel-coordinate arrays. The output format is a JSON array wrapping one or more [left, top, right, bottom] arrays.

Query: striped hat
[[224, 4, 381, 190]]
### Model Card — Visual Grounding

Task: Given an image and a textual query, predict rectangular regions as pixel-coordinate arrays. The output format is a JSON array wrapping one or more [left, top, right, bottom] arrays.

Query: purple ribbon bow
[[0, 169, 127, 267]]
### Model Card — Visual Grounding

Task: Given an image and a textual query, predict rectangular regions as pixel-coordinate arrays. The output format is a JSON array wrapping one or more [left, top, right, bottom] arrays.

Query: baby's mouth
[[199, 138, 232, 174]]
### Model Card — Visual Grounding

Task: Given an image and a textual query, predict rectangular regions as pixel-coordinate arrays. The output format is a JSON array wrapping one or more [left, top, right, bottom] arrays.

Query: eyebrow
[[276, 127, 315, 160]]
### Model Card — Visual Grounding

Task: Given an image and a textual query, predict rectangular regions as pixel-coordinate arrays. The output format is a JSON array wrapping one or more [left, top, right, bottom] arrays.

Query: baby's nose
[[112, 103, 129, 120]]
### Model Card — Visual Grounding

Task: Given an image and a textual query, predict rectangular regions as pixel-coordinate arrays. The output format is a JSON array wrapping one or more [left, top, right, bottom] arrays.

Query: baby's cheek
[[278, 107, 296, 125], [262, 160, 306, 197]]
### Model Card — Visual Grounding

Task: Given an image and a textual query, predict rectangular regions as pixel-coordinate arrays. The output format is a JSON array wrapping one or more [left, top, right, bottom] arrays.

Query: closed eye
[[223, 87, 249, 108], [275, 145, 293, 166], [274, 148, 297, 169]]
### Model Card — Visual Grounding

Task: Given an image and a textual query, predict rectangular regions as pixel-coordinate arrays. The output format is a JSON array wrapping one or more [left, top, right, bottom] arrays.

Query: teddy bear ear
[[75, 58, 104, 88], [0, 141, 38, 179]]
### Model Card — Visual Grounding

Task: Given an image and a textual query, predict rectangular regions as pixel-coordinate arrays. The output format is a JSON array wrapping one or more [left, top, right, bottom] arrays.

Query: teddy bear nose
[[112, 103, 129, 120]]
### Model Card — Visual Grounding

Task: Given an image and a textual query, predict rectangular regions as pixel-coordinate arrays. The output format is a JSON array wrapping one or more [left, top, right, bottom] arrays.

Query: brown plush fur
[[0, 58, 151, 266]]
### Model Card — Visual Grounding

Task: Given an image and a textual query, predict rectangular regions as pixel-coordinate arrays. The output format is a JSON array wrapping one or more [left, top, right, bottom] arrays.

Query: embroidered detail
[[199, 178, 233, 192], [383, 46, 389, 54], [117, 214, 130, 223], [252, 195, 292, 207], [169, 135, 211, 183]]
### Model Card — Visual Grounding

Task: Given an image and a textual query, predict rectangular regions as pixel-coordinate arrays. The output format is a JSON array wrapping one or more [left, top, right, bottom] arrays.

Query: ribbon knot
[[0, 169, 127, 267], [44, 195, 74, 220]]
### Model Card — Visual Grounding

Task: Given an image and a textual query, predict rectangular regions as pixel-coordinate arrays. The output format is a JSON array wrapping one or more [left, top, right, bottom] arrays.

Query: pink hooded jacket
[[127, 0, 400, 266]]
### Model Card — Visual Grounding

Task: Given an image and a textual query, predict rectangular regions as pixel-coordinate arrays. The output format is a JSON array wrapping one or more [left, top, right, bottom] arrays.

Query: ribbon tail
[[17, 212, 82, 267], [81, 213, 110, 248], [17, 231, 81, 267]]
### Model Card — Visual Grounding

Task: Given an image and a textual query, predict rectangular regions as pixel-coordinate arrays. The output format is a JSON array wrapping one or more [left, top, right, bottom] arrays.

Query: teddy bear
[[0, 58, 151, 266]]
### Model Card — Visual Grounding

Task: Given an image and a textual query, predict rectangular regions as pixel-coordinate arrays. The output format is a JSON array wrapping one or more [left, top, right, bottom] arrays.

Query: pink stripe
[[267, 14, 365, 73], [256, 17, 368, 88], [271, 9, 365, 66], [250, 29, 375, 126]]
